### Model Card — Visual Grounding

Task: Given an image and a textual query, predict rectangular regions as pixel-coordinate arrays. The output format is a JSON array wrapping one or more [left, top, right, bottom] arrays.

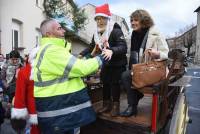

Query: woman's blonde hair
[[130, 9, 154, 28]]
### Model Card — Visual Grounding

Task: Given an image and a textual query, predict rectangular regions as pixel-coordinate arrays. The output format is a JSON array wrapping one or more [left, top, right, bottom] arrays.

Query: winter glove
[[11, 118, 26, 133]]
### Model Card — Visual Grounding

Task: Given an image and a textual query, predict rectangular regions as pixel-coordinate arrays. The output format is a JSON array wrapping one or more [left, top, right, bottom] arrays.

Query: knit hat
[[9, 50, 20, 58], [94, 3, 111, 19]]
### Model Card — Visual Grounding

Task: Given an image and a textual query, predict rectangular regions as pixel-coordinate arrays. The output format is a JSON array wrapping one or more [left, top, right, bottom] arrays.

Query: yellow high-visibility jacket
[[34, 37, 102, 133]]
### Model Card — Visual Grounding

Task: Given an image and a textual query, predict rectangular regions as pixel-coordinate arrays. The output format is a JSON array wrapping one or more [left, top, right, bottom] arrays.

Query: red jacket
[[11, 63, 40, 134]]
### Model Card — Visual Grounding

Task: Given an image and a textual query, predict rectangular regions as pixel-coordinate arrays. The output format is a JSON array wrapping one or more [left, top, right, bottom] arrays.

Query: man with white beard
[[79, 3, 127, 116]]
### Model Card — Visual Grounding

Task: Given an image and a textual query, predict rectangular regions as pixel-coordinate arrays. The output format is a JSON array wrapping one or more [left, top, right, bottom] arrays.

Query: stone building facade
[[167, 26, 197, 57], [194, 6, 200, 63]]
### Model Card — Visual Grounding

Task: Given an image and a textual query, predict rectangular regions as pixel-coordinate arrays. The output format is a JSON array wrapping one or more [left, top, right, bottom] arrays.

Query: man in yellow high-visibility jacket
[[33, 19, 103, 134]]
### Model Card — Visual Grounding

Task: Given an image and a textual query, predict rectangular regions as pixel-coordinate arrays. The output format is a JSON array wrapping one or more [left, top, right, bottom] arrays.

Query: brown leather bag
[[131, 60, 167, 89]]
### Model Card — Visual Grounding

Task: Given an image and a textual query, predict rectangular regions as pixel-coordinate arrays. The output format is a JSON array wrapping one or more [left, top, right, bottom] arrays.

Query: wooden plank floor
[[92, 94, 152, 128]]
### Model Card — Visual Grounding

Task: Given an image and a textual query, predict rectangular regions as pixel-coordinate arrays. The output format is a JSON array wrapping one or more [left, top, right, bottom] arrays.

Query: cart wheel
[[169, 89, 189, 134]]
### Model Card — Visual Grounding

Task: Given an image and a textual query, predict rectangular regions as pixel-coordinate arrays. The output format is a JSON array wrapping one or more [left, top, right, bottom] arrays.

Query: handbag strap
[[144, 52, 151, 63], [139, 30, 149, 62]]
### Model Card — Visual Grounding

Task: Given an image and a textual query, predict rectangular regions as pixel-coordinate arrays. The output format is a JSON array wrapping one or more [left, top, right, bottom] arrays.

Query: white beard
[[94, 20, 114, 49], [97, 26, 106, 33]]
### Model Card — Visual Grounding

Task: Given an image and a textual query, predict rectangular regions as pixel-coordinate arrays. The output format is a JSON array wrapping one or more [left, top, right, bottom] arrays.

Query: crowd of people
[[0, 3, 169, 134], [0, 50, 25, 133]]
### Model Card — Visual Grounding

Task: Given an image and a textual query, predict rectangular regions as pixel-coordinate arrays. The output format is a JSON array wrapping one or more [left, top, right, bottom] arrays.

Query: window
[[36, 0, 43, 8], [36, 36, 39, 47], [35, 28, 41, 47], [12, 19, 22, 50], [36, 0, 39, 6], [12, 30, 19, 49]]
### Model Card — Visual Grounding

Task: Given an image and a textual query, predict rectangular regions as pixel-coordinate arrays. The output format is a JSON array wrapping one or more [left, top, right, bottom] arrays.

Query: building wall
[[71, 40, 88, 56], [0, 0, 45, 56], [167, 26, 197, 56], [166, 38, 176, 51], [0, 0, 88, 57], [0, 0, 2, 54], [78, 4, 97, 43], [110, 15, 129, 39], [195, 11, 200, 63]]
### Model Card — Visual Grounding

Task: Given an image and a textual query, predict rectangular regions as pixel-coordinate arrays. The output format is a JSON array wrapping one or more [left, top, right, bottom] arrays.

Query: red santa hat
[[94, 3, 111, 19]]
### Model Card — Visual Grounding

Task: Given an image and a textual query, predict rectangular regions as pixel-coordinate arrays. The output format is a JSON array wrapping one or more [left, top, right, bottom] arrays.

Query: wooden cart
[[81, 49, 190, 134]]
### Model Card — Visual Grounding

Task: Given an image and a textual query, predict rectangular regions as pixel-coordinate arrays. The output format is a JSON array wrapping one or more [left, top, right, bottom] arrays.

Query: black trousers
[[121, 70, 143, 106], [101, 66, 126, 102], [102, 82, 121, 102]]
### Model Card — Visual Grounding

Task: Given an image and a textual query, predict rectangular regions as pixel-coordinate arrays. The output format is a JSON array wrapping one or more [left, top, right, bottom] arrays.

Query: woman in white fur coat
[[120, 9, 169, 117]]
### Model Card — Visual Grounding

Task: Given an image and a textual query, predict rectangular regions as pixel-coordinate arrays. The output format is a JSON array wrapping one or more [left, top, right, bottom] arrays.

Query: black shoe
[[136, 92, 144, 105], [120, 105, 137, 117], [137, 91, 144, 100], [110, 102, 120, 117]]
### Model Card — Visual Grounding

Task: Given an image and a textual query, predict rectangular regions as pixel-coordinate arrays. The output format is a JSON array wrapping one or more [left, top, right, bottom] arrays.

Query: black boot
[[120, 105, 138, 117], [97, 100, 112, 114], [136, 91, 144, 105], [110, 102, 120, 117]]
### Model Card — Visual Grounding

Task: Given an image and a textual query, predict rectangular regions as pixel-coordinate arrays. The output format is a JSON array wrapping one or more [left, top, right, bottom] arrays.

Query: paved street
[[185, 67, 200, 134]]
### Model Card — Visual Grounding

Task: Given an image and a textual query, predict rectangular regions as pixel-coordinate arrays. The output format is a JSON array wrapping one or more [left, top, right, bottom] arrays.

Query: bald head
[[40, 19, 55, 37], [40, 19, 65, 38]]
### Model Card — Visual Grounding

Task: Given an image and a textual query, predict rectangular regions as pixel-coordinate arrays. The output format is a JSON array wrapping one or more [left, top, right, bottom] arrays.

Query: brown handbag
[[131, 59, 167, 89]]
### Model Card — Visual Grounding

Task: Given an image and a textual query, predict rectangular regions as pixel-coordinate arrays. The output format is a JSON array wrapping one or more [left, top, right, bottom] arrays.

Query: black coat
[[128, 28, 148, 69], [80, 23, 127, 67]]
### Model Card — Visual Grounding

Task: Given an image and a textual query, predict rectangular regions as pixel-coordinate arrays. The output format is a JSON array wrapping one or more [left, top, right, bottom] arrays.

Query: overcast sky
[[75, 0, 200, 37]]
